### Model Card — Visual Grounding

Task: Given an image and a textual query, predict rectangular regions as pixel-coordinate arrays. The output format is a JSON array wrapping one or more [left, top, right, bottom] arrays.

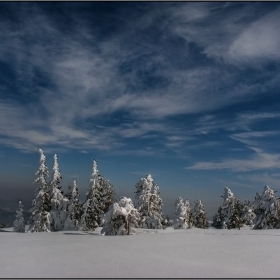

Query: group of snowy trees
[[12, 149, 280, 234], [212, 186, 280, 230], [13, 149, 167, 235], [173, 198, 208, 229]]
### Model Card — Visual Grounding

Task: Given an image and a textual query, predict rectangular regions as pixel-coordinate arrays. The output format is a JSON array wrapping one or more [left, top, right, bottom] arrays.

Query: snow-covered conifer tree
[[252, 186, 280, 229], [13, 200, 25, 232], [241, 200, 255, 227], [228, 199, 242, 229], [135, 174, 165, 229], [173, 197, 192, 229], [64, 180, 81, 230], [98, 176, 115, 219], [28, 149, 51, 232], [212, 187, 241, 229], [212, 206, 224, 228], [192, 200, 208, 229], [49, 154, 65, 231], [101, 196, 140, 235], [79, 160, 115, 231]]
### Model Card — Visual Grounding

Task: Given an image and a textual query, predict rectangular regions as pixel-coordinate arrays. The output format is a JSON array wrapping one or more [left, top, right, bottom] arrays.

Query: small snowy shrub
[[101, 197, 140, 235]]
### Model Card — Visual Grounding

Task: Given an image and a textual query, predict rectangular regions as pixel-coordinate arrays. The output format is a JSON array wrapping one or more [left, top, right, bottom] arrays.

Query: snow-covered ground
[[1, 226, 280, 278]]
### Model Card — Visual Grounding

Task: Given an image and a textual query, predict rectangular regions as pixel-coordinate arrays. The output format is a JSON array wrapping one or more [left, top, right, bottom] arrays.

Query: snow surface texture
[[1, 226, 280, 278]]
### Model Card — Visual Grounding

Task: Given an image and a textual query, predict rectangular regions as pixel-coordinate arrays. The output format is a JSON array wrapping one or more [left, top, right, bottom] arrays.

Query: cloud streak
[[186, 146, 280, 172], [0, 2, 280, 157]]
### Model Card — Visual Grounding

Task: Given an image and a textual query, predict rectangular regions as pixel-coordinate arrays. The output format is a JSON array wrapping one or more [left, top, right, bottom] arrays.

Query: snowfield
[[1, 226, 280, 278]]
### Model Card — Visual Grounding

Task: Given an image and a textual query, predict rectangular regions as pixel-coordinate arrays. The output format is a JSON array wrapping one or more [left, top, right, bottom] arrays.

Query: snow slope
[[0, 226, 279, 278]]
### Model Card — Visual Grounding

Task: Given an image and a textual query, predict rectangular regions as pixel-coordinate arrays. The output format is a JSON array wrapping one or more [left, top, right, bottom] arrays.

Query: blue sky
[[1, 2, 280, 218]]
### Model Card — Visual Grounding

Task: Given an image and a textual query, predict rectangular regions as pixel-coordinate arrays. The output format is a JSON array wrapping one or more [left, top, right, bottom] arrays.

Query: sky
[[1, 2, 280, 218]]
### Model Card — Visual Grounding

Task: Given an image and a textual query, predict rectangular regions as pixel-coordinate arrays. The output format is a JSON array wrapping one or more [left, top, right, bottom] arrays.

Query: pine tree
[[79, 160, 101, 231], [13, 200, 25, 233], [241, 200, 256, 227], [212, 187, 242, 229], [28, 149, 51, 232], [252, 186, 280, 229], [98, 176, 115, 220], [79, 160, 115, 231], [101, 197, 140, 235], [212, 206, 224, 229], [192, 200, 208, 229], [173, 197, 192, 229], [228, 199, 242, 229], [64, 180, 81, 230], [135, 174, 165, 229], [49, 154, 65, 231]]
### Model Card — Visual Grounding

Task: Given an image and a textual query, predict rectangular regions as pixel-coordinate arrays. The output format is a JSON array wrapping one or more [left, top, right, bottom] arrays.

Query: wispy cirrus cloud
[[0, 2, 280, 156], [186, 146, 280, 172]]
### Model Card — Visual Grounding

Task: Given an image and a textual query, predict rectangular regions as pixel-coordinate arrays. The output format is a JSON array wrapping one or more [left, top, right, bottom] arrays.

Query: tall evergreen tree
[[173, 197, 191, 229], [64, 180, 81, 230], [192, 200, 208, 229], [135, 174, 165, 229], [28, 149, 51, 232], [101, 197, 140, 235], [79, 160, 115, 231], [49, 154, 65, 231], [252, 186, 280, 229], [13, 200, 25, 233]]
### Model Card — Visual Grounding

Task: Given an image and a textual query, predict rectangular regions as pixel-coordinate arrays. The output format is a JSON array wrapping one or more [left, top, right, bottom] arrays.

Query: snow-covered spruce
[[192, 200, 208, 229], [135, 174, 165, 229], [212, 206, 224, 229], [13, 200, 25, 233], [173, 197, 192, 229], [252, 186, 280, 229], [28, 149, 51, 233], [79, 160, 115, 231], [212, 187, 242, 229], [64, 180, 82, 230], [241, 200, 255, 227], [228, 199, 242, 230], [101, 197, 140, 235], [49, 154, 66, 231]]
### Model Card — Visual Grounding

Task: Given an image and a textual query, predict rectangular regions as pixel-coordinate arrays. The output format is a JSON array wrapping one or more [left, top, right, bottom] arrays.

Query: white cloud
[[237, 173, 280, 190], [186, 145, 280, 172], [228, 9, 280, 62], [0, 3, 279, 155]]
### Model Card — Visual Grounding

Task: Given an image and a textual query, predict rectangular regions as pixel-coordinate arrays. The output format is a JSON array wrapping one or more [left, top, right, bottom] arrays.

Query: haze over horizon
[[1, 2, 280, 218]]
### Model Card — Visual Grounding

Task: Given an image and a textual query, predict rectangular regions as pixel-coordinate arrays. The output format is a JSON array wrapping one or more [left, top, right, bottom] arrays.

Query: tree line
[[12, 149, 280, 234]]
